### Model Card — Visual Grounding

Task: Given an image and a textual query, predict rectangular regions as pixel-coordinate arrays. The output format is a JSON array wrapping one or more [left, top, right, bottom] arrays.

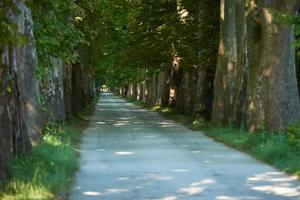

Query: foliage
[[28, 0, 84, 79], [0, 123, 80, 199], [287, 121, 300, 150], [94, 0, 218, 89], [0, 0, 28, 48]]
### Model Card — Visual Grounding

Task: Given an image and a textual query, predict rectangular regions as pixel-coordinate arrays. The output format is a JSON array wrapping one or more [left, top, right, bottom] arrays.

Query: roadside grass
[[128, 98, 300, 178], [0, 97, 98, 200], [0, 124, 80, 200]]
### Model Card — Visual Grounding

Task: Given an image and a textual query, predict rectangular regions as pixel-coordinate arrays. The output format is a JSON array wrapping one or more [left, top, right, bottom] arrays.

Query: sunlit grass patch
[[0, 123, 80, 200], [150, 106, 160, 112]]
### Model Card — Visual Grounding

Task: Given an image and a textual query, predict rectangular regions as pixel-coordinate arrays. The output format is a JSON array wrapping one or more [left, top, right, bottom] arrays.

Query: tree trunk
[[158, 71, 170, 107], [63, 64, 73, 119], [0, 1, 38, 181], [72, 46, 95, 114], [183, 71, 193, 115], [258, 0, 300, 130], [40, 58, 66, 123], [212, 0, 300, 131], [194, 0, 219, 120]]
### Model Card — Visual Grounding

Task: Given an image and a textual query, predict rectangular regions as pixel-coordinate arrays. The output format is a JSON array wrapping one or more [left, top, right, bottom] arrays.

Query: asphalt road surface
[[69, 93, 300, 200]]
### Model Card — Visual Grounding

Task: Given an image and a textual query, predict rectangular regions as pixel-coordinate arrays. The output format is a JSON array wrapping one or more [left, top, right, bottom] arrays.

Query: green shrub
[[0, 123, 80, 200], [287, 121, 300, 149]]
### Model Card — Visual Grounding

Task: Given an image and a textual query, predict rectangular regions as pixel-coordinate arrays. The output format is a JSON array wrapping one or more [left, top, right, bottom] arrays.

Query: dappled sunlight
[[263, 67, 272, 76], [252, 185, 300, 197], [106, 188, 129, 194], [203, 160, 215, 164], [248, 172, 298, 182], [191, 179, 216, 186], [178, 186, 204, 196], [248, 101, 256, 111], [117, 177, 129, 181], [161, 124, 175, 128], [134, 185, 144, 190], [97, 108, 148, 112], [96, 121, 107, 125], [220, 0, 224, 21], [145, 135, 157, 138], [146, 173, 174, 181], [97, 148, 105, 152], [171, 169, 189, 173], [216, 196, 240, 200], [144, 196, 178, 200], [176, 178, 216, 196], [76, 148, 106, 152], [114, 121, 129, 126], [190, 150, 202, 154], [227, 62, 234, 72], [120, 117, 136, 120], [115, 151, 135, 156], [247, 172, 300, 197], [82, 191, 103, 196], [81, 188, 129, 197], [263, 8, 273, 24]]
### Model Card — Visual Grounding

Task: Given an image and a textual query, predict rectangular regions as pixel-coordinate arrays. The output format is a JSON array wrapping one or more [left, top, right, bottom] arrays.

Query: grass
[[0, 97, 98, 200], [0, 124, 79, 200], [128, 98, 300, 178]]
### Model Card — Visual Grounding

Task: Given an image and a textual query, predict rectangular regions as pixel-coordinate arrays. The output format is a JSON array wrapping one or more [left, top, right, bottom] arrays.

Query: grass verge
[[0, 98, 98, 200], [128, 98, 300, 178], [0, 124, 79, 200]]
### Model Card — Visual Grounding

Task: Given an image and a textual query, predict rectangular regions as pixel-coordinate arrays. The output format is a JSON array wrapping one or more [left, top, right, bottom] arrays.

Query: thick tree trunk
[[152, 73, 158, 105], [146, 75, 153, 105], [72, 46, 95, 114], [212, 0, 300, 131], [176, 77, 185, 113], [183, 71, 194, 115], [245, 0, 264, 131], [133, 83, 138, 100], [258, 0, 300, 130], [157, 71, 170, 107], [0, 1, 38, 181], [170, 58, 184, 112], [18, 3, 41, 140], [194, 0, 219, 120], [128, 83, 133, 98], [0, 48, 32, 181], [138, 83, 144, 101], [63, 64, 73, 119], [40, 58, 66, 122]]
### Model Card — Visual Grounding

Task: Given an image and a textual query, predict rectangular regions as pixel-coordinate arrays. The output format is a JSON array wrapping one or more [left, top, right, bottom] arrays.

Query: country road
[[69, 93, 300, 200]]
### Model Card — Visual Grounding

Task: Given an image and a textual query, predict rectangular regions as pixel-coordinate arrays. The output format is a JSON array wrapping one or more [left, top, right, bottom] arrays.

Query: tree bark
[[212, 0, 300, 131]]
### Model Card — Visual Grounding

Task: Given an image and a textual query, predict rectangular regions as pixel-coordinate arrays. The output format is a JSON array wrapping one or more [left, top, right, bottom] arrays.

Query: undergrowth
[[0, 97, 98, 199], [0, 124, 80, 200]]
